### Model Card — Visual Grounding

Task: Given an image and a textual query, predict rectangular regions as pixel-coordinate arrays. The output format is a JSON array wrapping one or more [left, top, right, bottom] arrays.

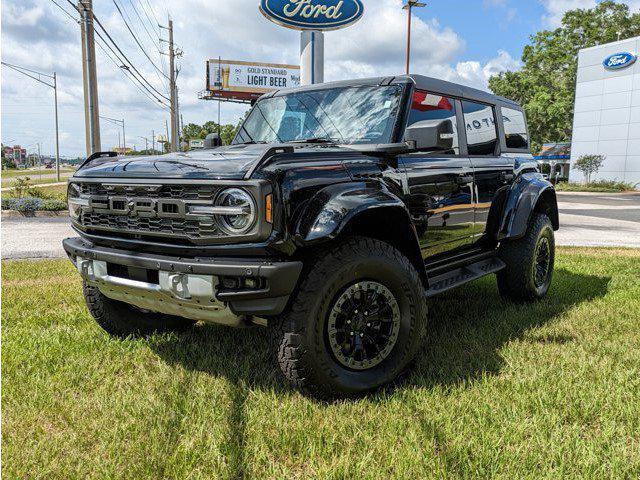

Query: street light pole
[[0, 62, 62, 181], [53, 72, 61, 181], [403, 1, 426, 75]]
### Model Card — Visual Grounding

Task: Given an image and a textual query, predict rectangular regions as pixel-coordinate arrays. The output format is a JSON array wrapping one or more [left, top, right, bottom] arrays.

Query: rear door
[[400, 90, 475, 258], [460, 100, 515, 241]]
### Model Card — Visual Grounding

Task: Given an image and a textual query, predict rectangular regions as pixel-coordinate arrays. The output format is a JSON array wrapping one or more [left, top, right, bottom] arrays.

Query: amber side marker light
[[265, 194, 273, 223]]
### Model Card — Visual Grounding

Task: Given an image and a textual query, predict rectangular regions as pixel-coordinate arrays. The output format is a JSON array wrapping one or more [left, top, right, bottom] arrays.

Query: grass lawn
[[1, 168, 75, 179], [2, 248, 639, 479]]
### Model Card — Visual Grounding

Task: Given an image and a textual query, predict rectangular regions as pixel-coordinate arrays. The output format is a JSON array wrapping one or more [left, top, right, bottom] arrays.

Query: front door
[[401, 155, 475, 258], [400, 90, 475, 258]]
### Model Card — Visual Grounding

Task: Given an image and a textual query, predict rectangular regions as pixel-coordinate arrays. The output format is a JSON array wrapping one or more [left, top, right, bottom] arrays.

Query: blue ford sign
[[603, 52, 637, 70], [259, 0, 365, 31]]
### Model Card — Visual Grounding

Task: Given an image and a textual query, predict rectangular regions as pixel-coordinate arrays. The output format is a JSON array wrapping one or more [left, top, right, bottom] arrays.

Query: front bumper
[[63, 237, 302, 327]]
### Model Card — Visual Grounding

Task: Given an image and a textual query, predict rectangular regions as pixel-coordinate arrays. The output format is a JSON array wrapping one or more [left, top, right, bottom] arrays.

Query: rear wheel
[[497, 213, 555, 301], [83, 283, 196, 337], [271, 237, 428, 399]]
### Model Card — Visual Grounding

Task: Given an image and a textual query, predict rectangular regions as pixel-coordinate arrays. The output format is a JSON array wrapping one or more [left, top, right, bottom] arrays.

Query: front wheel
[[497, 213, 555, 302], [271, 237, 428, 399]]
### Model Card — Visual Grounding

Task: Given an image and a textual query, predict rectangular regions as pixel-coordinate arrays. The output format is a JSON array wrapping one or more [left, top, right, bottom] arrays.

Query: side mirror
[[405, 119, 455, 152], [204, 133, 222, 148]]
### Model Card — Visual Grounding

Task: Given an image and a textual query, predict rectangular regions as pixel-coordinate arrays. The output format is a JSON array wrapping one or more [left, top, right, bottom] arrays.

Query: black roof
[[264, 74, 521, 109]]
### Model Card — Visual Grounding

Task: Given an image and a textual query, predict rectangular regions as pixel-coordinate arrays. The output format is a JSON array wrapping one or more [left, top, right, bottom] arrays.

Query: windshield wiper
[[290, 137, 338, 144]]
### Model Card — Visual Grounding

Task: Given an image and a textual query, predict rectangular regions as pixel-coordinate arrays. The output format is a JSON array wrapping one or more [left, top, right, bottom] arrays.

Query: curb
[[2, 210, 67, 219], [556, 191, 640, 196]]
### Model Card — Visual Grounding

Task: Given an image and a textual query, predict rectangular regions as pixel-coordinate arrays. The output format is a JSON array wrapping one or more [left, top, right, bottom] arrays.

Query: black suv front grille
[[73, 182, 231, 243], [79, 183, 220, 200], [79, 211, 221, 239]]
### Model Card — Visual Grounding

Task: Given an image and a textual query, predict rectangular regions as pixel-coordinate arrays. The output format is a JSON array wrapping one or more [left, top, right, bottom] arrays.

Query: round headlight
[[214, 188, 256, 235]]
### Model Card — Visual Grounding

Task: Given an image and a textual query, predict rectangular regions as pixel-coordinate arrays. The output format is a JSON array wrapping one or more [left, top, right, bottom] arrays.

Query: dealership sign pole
[[259, 0, 365, 85]]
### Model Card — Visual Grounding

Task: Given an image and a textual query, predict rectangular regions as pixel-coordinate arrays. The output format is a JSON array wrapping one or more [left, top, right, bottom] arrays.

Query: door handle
[[456, 174, 473, 185]]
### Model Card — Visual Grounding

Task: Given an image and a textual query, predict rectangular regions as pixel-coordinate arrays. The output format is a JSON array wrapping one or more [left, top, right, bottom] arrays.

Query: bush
[[40, 199, 68, 211], [1, 198, 17, 210], [10, 197, 43, 215], [9, 177, 32, 198], [555, 180, 636, 192]]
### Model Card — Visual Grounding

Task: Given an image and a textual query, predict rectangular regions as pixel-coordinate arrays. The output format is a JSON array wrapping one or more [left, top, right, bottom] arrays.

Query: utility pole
[[79, 0, 101, 155], [100, 116, 126, 152], [403, 1, 426, 75], [152, 130, 156, 154], [168, 19, 178, 152], [0, 62, 62, 181], [139, 136, 149, 152], [165, 119, 170, 153]]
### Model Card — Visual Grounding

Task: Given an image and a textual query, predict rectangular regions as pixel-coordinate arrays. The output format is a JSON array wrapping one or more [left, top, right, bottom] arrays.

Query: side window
[[461, 100, 498, 156], [501, 107, 529, 150], [406, 90, 459, 155]]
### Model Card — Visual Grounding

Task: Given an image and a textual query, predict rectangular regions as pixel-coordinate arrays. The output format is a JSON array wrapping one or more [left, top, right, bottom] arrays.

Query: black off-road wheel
[[83, 283, 196, 337], [497, 213, 555, 302], [271, 237, 428, 399]]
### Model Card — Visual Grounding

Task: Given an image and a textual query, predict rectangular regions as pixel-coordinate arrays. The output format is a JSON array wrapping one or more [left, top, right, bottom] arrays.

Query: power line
[[94, 36, 170, 109], [127, 0, 161, 49], [92, 14, 170, 102], [111, 0, 168, 81], [49, 0, 80, 24]]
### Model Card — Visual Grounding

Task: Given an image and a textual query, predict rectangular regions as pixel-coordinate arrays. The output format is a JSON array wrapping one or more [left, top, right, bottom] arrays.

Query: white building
[[570, 36, 640, 187]]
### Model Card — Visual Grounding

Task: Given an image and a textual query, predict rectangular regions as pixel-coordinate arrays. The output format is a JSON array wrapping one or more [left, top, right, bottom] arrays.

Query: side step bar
[[426, 257, 506, 298]]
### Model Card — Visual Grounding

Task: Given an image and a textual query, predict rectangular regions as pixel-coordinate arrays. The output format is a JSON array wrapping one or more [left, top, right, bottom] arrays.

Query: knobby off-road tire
[[83, 282, 195, 337], [497, 213, 555, 302], [271, 237, 428, 399]]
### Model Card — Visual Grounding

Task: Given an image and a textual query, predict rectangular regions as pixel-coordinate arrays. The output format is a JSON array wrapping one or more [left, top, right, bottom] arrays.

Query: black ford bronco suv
[[64, 75, 559, 398]]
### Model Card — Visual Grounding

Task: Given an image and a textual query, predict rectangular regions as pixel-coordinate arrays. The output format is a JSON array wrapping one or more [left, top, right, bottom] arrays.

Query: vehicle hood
[[75, 144, 275, 180]]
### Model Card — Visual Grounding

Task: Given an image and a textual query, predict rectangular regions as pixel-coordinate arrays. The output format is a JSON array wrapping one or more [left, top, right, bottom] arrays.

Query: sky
[[1, 0, 639, 158]]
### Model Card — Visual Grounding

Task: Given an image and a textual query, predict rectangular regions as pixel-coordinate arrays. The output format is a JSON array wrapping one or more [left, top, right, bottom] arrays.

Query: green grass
[[2, 184, 68, 203], [555, 180, 637, 193], [2, 248, 640, 479], [1, 171, 73, 188], [1, 168, 74, 179]]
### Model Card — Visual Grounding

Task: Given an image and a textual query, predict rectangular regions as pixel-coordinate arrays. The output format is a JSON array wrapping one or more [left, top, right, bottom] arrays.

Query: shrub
[[11, 197, 43, 215], [573, 155, 605, 184], [555, 180, 636, 192], [9, 177, 32, 198], [25, 187, 51, 199], [1, 198, 17, 210], [40, 199, 68, 211]]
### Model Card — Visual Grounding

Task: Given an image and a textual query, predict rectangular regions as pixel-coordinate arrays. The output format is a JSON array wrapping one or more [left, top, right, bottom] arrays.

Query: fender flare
[[295, 182, 414, 245], [498, 172, 559, 240]]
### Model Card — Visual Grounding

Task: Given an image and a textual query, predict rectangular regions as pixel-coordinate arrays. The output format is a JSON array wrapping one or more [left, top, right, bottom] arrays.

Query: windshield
[[233, 85, 404, 145]]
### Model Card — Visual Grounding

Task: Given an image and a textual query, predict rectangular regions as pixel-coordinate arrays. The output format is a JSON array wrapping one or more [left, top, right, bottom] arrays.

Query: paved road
[[556, 192, 640, 248], [2, 192, 639, 260], [2, 216, 73, 260]]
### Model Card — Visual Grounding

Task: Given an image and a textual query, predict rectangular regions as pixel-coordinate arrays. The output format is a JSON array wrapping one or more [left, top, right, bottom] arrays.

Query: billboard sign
[[259, 0, 364, 31], [207, 59, 300, 102], [603, 52, 637, 70]]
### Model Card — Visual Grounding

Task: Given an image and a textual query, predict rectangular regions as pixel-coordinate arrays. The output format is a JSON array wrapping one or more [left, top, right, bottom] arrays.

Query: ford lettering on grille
[[89, 196, 187, 218]]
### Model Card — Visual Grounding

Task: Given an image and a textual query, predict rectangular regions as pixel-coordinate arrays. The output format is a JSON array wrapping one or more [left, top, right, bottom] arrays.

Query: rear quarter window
[[501, 107, 530, 151]]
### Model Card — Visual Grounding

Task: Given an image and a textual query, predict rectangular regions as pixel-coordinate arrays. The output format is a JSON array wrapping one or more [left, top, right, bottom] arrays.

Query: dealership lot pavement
[[1, 192, 639, 259]]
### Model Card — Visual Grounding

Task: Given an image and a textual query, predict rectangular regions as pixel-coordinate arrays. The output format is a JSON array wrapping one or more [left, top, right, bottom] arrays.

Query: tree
[[488, 1, 640, 152], [181, 118, 244, 148], [574, 154, 605, 184]]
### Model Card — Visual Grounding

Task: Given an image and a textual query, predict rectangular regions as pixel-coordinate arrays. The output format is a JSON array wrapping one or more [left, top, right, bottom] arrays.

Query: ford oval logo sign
[[259, 0, 365, 31], [603, 52, 637, 70]]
